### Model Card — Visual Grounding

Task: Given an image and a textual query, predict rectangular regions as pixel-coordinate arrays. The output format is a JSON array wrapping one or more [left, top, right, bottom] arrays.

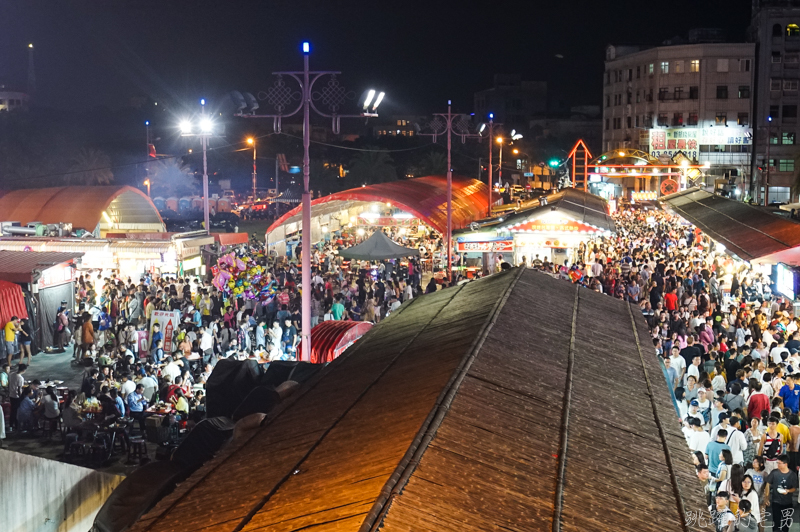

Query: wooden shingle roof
[[130, 269, 706, 532]]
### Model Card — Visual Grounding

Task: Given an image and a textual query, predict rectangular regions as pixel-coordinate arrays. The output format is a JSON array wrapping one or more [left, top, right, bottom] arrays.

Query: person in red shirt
[[747, 381, 771, 421], [664, 288, 678, 312]]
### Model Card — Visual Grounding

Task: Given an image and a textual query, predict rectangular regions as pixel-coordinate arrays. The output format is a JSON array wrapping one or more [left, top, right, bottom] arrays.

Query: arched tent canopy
[[266, 176, 488, 249], [0, 186, 165, 234]]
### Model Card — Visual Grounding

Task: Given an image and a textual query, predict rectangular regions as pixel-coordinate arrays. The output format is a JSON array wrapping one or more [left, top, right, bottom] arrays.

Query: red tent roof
[[298, 320, 373, 364], [267, 175, 488, 235], [0, 280, 28, 327], [0, 251, 84, 284]]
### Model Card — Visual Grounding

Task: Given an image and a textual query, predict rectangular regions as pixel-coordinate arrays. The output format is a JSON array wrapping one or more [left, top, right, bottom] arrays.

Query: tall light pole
[[234, 42, 383, 362], [497, 136, 505, 189], [180, 99, 214, 233], [418, 102, 483, 280], [143, 179, 150, 197], [478, 114, 501, 218], [247, 137, 257, 201], [764, 115, 773, 206]]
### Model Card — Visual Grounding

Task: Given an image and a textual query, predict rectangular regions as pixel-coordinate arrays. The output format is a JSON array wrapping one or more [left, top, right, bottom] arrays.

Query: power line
[[279, 132, 438, 153]]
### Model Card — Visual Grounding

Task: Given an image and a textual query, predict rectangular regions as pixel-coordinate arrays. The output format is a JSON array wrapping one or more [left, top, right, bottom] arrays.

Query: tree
[[408, 150, 447, 177], [147, 157, 196, 196], [347, 148, 397, 185], [68, 148, 114, 185], [309, 159, 342, 196]]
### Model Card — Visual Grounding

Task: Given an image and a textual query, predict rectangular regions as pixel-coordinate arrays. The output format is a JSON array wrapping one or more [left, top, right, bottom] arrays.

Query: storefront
[[774, 262, 800, 313], [454, 235, 514, 276], [0, 235, 214, 280], [506, 219, 609, 266]]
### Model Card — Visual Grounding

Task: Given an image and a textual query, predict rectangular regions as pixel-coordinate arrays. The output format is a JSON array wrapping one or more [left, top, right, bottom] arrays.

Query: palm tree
[[348, 148, 397, 185], [68, 148, 114, 185]]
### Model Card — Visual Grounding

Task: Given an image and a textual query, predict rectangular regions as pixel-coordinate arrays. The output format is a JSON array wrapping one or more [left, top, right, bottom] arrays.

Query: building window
[[675, 60, 684, 73], [770, 132, 780, 144], [636, 90, 641, 103], [626, 116, 632, 128], [784, 104, 798, 120], [628, 69, 633, 81], [688, 112, 699, 126], [788, 24, 800, 37], [636, 66, 641, 79], [786, 53, 800, 66], [646, 88, 653, 102], [673, 112, 683, 126], [779, 159, 795, 172], [657, 113, 668, 126], [605, 119, 609, 130], [785, 80, 799, 92], [716, 85, 728, 99], [715, 112, 727, 125], [689, 86, 699, 99], [773, 51, 782, 63], [661, 61, 669, 74], [396, 120, 402, 126], [717, 59, 729, 72], [635, 115, 640, 127], [737, 112, 749, 126], [658, 87, 669, 100], [408, 131, 414, 137], [648, 63, 654, 75], [606, 95, 610, 108], [644, 114, 653, 127], [627, 91, 632, 104], [774, 23, 783, 37], [783, 131, 796, 144], [739, 85, 750, 98], [690, 59, 700, 72], [674, 87, 684, 100], [771, 79, 782, 91], [740, 59, 751, 72], [770, 105, 780, 120]]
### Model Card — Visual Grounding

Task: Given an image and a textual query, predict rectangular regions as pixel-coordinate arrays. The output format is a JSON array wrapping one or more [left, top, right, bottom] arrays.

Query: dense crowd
[[521, 208, 796, 532]]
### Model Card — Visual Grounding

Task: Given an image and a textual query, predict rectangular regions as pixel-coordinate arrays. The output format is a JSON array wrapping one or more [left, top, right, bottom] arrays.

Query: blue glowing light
[[302, 42, 310, 54]]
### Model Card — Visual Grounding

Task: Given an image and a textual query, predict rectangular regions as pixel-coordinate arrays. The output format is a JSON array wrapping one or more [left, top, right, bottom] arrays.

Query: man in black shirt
[[765, 454, 798, 532], [681, 336, 703, 367]]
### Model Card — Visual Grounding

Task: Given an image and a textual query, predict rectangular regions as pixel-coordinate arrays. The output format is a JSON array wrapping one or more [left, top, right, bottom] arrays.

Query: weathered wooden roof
[[130, 268, 706, 532]]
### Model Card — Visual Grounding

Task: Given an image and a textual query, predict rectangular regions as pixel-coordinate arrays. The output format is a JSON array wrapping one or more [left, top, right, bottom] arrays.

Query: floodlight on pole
[[302, 41, 310, 54], [179, 120, 192, 134], [372, 91, 385, 110], [200, 118, 213, 133], [363, 89, 376, 110]]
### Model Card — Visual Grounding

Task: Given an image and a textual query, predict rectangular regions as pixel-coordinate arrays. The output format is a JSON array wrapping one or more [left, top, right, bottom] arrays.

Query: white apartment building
[[602, 40, 755, 189]]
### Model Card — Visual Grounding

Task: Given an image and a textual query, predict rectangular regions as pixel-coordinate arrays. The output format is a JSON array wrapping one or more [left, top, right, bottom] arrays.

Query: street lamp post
[[418, 102, 482, 281], [765, 115, 773, 206], [234, 42, 383, 362], [247, 137, 257, 201], [479, 114, 501, 218], [179, 100, 214, 234], [143, 179, 150, 197]]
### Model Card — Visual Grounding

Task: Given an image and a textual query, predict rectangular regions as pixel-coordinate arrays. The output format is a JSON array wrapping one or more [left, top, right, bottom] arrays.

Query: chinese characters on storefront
[[647, 127, 752, 159]]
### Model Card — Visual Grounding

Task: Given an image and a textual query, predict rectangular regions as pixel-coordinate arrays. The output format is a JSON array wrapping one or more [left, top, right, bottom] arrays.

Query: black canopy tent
[[338, 230, 420, 261]]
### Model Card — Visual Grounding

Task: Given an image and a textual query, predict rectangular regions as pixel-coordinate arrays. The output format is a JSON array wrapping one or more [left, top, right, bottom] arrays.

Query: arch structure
[[266, 176, 489, 251], [0, 186, 165, 235]]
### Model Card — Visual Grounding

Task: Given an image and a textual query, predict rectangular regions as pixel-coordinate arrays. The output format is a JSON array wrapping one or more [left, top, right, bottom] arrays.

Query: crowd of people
[[0, 209, 797, 530], [518, 208, 795, 532]]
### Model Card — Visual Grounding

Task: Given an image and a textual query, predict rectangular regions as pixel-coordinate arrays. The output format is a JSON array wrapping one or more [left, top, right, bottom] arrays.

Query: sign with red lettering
[[511, 219, 601, 233], [37, 264, 75, 289], [150, 310, 180, 354], [456, 240, 514, 253]]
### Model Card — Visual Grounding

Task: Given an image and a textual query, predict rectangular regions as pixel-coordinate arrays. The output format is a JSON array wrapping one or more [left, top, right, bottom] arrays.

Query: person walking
[[7, 363, 26, 430], [4, 316, 20, 367], [764, 454, 798, 532]]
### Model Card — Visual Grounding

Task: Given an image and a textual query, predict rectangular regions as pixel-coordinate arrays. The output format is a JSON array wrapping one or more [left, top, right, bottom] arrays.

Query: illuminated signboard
[[37, 263, 75, 289], [776, 263, 797, 300], [456, 240, 514, 253], [646, 127, 752, 159], [510, 219, 601, 233]]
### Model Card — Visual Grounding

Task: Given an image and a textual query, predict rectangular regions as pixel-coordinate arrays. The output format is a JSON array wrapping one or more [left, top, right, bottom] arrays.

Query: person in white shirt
[[669, 346, 686, 383], [770, 341, 790, 365], [162, 356, 181, 382], [119, 374, 136, 399], [686, 418, 710, 453], [684, 355, 701, 387]]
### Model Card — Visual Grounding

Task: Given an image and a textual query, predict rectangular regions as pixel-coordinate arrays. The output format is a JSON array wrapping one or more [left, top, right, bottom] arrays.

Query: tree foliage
[[68, 148, 114, 185], [347, 148, 397, 185], [147, 157, 196, 196]]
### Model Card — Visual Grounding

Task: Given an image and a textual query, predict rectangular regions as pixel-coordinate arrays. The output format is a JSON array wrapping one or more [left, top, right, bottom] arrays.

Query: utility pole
[[418, 102, 483, 280], [764, 116, 772, 206], [235, 42, 381, 362]]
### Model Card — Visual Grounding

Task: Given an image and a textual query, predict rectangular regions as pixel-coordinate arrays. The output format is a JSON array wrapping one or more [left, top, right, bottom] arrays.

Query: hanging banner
[[149, 310, 180, 354], [646, 126, 752, 159]]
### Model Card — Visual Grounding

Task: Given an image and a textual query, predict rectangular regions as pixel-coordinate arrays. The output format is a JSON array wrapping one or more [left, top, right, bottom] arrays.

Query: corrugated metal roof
[[0, 239, 172, 256], [662, 187, 800, 261], [0, 250, 83, 283], [128, 269, 705, 532], [268, 175, 490, 235]]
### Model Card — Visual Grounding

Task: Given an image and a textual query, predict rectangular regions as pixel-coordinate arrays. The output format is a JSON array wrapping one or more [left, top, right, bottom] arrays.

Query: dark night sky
[[1, 0, 754, 116]]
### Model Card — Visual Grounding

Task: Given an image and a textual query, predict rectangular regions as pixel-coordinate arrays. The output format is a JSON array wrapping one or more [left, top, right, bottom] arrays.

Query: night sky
[[1, 0, 753, 115]]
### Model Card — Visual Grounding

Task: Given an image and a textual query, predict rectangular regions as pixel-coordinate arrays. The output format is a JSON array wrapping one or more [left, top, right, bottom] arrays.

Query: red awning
[[0, 280, 28, 328], [268, 175, 489, 236], [298, 321, 373, 364]]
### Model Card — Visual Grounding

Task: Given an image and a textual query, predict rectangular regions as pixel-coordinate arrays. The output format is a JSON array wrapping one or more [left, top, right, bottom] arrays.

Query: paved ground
[[5, 345, 155, 476]]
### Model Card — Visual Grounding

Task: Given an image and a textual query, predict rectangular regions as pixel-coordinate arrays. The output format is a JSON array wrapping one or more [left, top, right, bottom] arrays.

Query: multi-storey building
[[474, 74, 547, 129], [750, 0, 800, 203], [602, 35, 755, 194]]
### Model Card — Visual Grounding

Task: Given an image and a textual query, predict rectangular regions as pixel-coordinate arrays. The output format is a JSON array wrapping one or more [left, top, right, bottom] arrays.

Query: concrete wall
[[0, 450, 123, 532]]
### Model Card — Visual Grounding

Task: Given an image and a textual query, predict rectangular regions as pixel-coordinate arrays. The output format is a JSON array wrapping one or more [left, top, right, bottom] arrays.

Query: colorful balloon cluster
[[211, 252, 277, 302]]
